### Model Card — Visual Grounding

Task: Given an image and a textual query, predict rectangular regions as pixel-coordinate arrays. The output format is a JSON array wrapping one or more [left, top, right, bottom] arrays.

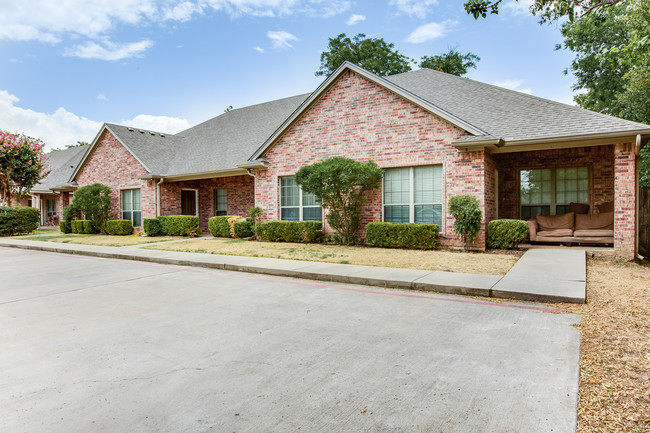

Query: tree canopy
[[0, 130, 49, 206], [464, 0, 625, 23], [419, 49, 480, 76]]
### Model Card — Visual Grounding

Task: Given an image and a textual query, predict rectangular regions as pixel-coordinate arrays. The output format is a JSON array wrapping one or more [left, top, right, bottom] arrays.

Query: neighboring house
[[40, 62, 650, 256], [29, 146, 87, 225]]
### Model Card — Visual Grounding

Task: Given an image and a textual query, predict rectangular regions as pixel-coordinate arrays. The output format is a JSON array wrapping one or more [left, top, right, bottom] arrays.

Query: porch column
[[614, 142, 636, 257]]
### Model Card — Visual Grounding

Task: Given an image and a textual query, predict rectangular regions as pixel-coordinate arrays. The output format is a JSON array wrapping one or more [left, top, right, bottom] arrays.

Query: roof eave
[[161, 168, 249, 182]]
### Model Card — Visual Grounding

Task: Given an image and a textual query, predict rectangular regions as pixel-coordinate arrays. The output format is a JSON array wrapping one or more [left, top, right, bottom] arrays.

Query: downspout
[[635, 135, 642, 259], [156, 178, 164, 217], [246, 169, 256, 207]]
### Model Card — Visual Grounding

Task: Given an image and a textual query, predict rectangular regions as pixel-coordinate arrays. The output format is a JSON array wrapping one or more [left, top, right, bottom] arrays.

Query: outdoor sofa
[[527, 202, 614, 245]]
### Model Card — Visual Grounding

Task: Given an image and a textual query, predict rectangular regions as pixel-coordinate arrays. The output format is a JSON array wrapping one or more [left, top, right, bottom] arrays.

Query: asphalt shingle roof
[[33, 146, 87, 192]]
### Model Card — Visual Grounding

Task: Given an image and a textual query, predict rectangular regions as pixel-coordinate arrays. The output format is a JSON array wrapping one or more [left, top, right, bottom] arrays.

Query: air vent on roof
[[160, 134, 165, 137], [150, 131, 155, 135], [128, 128, 134, 132], [139, 130, 144, 133]]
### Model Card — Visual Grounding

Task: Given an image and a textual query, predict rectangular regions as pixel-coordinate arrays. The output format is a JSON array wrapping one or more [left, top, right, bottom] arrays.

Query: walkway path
[[0, 238, 586, 303]]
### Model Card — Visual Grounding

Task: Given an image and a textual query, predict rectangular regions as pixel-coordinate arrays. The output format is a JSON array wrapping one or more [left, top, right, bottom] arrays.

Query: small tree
[[0, 130, 49, 205], [449, 195, 483, 251], [72, 183, 113, 233], [247, 206, 264, 239], [419, 49, 480, 76], [295, 157, 383, 245]]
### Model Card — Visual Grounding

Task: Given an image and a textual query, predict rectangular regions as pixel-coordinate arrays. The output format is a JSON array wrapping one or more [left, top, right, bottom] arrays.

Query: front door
[[181, 190, 197, 216]]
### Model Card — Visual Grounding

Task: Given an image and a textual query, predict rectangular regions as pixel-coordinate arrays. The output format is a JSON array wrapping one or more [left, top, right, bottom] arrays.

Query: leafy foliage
[[316, 33, 413, 77], [295, 156, 383, 245], [0, 206, 40, 236], [487, 219, 529, 249], [159, 215, 201, 236], [106, 219, 134, 236], [234, 220, 254, 238], [365, 222, 440, 249], [143, 218, 163, 236], [639, 144, 650, 188], [209, 215, 239, 237], [257, 221, 323, 243], [71, 183, 112, 234], [419, 49, 480, 76], [464, 0, 625, 23], [448, 195, 483, 250], [62, 203, 80, 233], [59, 220, 70, 233], [247, 206, 263, 238], [0, 131, 49, 206]]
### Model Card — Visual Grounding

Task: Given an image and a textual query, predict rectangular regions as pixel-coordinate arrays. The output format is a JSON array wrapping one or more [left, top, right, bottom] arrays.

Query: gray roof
[[385, 68, 650, 143], [33, 146, 87, 192]]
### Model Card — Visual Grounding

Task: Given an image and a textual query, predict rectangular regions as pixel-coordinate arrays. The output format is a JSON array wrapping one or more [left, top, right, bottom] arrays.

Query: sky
[[0, 0, 578, 151]]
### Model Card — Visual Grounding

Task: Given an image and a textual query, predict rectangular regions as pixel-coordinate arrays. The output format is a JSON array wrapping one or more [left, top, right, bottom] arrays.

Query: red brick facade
[[254, 70, 490, 247], [614, 142, 636, 255]]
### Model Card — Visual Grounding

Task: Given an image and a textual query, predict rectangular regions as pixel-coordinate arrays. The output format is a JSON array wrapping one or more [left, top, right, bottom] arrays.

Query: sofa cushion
[[569, 202, 589, 214], [596, 201, 614, 213], [537, 228, 574, 237], [573, 229, 614, 237], [575, 212, 614, 231], [536, 212, 575, 231]]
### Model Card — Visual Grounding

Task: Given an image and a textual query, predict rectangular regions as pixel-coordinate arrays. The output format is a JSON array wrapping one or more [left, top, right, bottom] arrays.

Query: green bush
[[365, 222, 440, 249], [0, 206, 40, 236], [106, 219, 134, 236], [143, 218, 163, 236], [82, 220, 97, 234], [208, 215, 238, 237], [448, 195, 483, 251], [258, 221, 323, 243], [71, 183, 112, 233], [71, 220, 84, 234], [234, 220, 254, 238], [62, 203, 79, 234], [59, 220, 70, 234], [159, 215, 201, 236], [487, 219, 529, 249]]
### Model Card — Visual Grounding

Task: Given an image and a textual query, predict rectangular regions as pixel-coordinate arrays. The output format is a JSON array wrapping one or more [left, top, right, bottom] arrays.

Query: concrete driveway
[[0, 247, 580, 432]]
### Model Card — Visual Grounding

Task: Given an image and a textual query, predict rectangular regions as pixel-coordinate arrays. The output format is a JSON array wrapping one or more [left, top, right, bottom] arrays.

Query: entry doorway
[[181, 189, 198, 216]]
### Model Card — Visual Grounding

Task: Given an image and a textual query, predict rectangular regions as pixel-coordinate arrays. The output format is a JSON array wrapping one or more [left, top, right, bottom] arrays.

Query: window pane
[[384, 168, 410, 205], [302, 190, 320, 207], [215, 189, 227, 213], [281, 207, 299, 221], [556, 167, 588, 204], [522, 205, 550, 220], [132, 189, 141, 211], [415, 204, 442, 226], [132, 211, 141, 227], [121, 190, 132, 211], [384, 205, 409, 223], [521, 169, 551, 205], [280, 177, 299, 207], [303, 207, 322, 221], [122, 211, 132, 222]]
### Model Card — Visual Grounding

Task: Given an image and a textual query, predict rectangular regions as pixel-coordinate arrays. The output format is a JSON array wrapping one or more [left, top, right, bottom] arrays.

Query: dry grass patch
[[148, 238, 518, 275], [13, 233, 178, 247], [559, 255, 650, 433]]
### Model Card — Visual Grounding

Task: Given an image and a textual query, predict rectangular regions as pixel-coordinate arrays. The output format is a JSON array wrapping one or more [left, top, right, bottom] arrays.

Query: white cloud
[[64, 39, 153, 61], [96, 94, 108, 101], [254, 46, 265, 53], [203, 0, 350, 18], [405, 20, 456, 44], [0, 90, 102, 151], [347, 13, 366, 25], [493, 79, 532, 95], [389, 0, 437, 19], [503, 0, 534, 16], [121, 114, 190, 134], [267, 30, 299, 49]]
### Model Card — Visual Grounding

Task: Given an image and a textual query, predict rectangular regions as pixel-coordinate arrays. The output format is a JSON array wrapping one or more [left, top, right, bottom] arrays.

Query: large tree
[[464, 0, 625, 23], [316, 33, 412, 77], [419, 49, 480, 76], [0, 131, 49, 206]]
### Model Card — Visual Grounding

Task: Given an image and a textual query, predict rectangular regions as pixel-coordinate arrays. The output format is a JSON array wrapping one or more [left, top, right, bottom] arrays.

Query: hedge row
[[365, 222, 440, 250], [143, 215, 201, 237], [257, 221, 322, 243], [208, 215, 239, 237], [0, 206, 40, 236], [487, 219, 529, 249], [106, 219, 134, 236], [71, 220, 98, 234]]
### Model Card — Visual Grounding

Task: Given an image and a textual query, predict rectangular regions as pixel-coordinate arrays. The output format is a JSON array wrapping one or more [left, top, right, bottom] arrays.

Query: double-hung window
[[46, 199, 56, 217], [280, 177, 322, 221], [520, 167, 588, 219], [121, 189, 141, 227], [383, 166, 443, 226], [214, 189, 227, 216]]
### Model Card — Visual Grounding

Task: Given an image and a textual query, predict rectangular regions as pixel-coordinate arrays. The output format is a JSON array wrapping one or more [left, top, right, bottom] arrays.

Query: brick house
[[40, 62, 650, 256]]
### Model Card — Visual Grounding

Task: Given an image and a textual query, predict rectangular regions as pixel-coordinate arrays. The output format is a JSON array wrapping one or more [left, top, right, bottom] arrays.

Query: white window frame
[[382, 165, 443, 227], [181, 188, 199, 216], [121, 188, 142, 227], [278, 176, 322, 221], [519, 166, 589, 218]]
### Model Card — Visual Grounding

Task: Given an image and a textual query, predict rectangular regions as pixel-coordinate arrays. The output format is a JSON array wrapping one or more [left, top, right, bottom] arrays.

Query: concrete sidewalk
[[0, 238, 586, 303]]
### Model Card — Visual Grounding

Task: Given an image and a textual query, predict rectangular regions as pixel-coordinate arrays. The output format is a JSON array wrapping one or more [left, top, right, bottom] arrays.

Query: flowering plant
[[0, 130, 50, 205]]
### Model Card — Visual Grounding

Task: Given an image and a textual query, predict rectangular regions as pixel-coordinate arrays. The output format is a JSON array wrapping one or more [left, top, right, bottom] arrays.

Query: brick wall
[[495, 145, 615, 219], [614, 142, 635, 256], [254, 70, 490, 248], [75, 130, 156, 225], [160, 175, 254, 233]]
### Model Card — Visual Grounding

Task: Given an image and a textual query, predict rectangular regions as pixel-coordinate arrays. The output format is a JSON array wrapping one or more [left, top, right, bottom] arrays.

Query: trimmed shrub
[[82, 220, 97, 234], [448, 195, 483, 251], [59, 220, 70, 234], [71, 220, 84, 234], [62, 203, 79, 234], [106, 219, 134, 236], [234, 220, 254, 238], [160, 215, 201, 236], [71, 183, 112, 233], [143, 218, 163, 236], [365, 222, 440, 250], [208, 215, 238, 237], [257, 221, 322, 243], [0, 206, 40, 236], [487, 219, 529, 249]]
